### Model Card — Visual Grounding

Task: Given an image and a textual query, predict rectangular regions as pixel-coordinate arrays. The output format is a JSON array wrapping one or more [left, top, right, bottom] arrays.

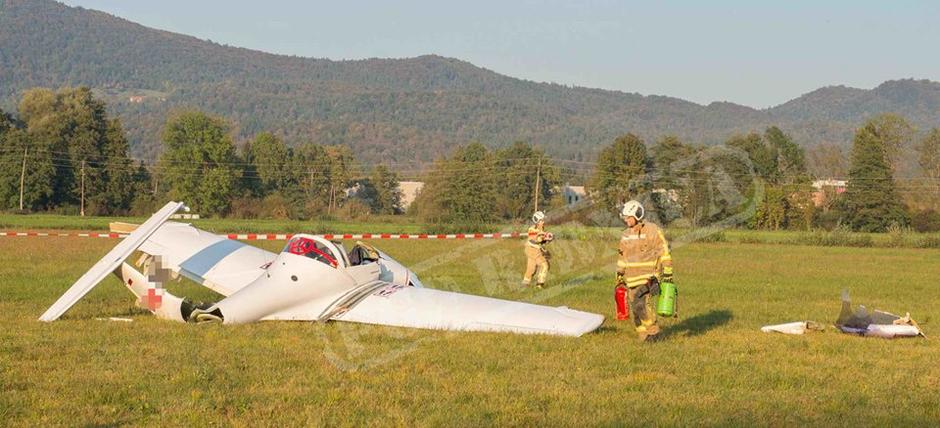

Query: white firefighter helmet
[[620, 200, 644, 221], [532, 211, 546, 223]]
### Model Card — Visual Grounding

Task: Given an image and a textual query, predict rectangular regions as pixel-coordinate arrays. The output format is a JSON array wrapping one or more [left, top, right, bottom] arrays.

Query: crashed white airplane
[[39, 202, 603, 337]]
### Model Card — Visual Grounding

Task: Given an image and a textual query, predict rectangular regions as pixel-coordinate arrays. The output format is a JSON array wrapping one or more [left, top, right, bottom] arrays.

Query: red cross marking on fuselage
[[143, 288, 163, 311]]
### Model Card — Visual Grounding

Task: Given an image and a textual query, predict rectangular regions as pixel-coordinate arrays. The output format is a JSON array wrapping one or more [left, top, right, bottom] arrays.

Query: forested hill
[[2, 0, 940, 162]]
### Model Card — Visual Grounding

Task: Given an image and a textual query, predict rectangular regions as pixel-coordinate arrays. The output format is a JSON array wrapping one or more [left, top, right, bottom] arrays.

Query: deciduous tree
[[917, 128, 940, 196], [159, 110, 240, 215], [590, 133, 650, 212], [493, 141, 557, 220]]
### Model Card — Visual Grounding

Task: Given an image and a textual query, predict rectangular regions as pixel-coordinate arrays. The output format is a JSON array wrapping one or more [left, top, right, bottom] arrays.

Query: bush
[[886, 223, 916, 248], [229, 196, 261, 219], [911, 209, 940, 233], [260, 194, 291, 220], [812, 209, 843, 231], [918, 235, 940, 249], [334, 199, 372, 222], [739, 235, 764, 244], [49, 204, 80, 216], [129, 194, 160, 216], [687, 230, 726, 243], [799, 226, 874, 247], [423, 222, 501, 234]]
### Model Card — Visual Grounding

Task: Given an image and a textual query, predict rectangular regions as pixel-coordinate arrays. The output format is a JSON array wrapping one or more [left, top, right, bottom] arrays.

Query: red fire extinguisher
[[615, 285, 629, 320]]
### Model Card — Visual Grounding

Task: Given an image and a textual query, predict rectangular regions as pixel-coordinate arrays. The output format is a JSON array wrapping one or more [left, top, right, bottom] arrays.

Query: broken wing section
[[333, 286, 604, 337], [137, 222, 276, 297], [835, 290, 925, 338], [39, 201, 186, 322]]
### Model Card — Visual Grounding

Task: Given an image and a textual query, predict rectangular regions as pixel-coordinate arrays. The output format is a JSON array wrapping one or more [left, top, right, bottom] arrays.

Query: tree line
[[0, 87, 145, 214], [0, 87, 403, 219], [2, 86, 939, 232], [587, 115, 940, 232]]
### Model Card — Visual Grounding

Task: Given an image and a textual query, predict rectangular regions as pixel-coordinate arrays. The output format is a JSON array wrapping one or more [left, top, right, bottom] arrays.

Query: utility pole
[[19, 147, 28, 210], [80, 159, 86, 217], [533, 157, 542, 212], [328, 182, 335, 215]]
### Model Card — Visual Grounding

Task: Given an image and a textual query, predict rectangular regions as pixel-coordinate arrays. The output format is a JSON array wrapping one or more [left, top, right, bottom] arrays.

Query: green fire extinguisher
[[657, 280, 677, 317]]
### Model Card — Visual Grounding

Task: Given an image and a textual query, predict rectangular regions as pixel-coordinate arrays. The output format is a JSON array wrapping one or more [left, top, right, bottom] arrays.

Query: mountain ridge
[[2, 0, 939, 162]]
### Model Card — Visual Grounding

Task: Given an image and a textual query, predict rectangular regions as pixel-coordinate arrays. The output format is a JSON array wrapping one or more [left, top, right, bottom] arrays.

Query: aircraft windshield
[[284, 237, 338, 268]]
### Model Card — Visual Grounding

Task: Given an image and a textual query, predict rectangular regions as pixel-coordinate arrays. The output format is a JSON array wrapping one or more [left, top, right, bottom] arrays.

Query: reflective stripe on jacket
[[617, 222, 671, 287], [527, 226, 547, 248]]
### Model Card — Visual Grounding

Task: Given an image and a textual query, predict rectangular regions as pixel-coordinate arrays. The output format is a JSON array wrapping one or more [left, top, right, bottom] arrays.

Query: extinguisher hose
[[674, 285, 679, 319]]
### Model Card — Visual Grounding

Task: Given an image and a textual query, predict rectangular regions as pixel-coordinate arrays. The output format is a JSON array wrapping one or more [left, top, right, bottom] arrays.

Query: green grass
[[1, 231, 940, 426]]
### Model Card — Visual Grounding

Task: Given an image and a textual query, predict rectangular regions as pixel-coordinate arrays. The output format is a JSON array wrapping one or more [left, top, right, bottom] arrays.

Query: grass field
[[1, 225, 939, 426]]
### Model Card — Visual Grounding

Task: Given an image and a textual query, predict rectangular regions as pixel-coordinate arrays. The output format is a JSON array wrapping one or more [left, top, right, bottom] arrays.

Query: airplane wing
[[39, 201, 186, 321], [313, 284, 603, 337], [137, 222, 275, 296]]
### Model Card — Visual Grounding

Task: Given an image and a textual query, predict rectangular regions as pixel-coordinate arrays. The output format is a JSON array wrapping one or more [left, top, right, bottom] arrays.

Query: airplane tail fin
[[114, 262, 188, 323]]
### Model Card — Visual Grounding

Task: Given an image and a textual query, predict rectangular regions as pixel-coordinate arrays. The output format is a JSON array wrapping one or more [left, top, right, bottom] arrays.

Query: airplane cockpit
[[283, 236, 381, 269]]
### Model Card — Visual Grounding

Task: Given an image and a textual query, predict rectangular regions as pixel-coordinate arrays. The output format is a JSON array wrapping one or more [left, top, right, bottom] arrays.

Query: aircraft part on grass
[[39, 202, 604, 337], [835, 290, 925, 339], [335, 286, 604, 337], [760, 321, 824, 335], [38, 201, 186, 322]]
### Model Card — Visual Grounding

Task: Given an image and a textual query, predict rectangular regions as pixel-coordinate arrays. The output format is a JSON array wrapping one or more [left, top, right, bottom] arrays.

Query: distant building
[[562, 184, 586, 205], [652, 188, 680, 203], [344, 181, 424, 211], [399, 181, 424, 209], [811, 179, 847, 207]]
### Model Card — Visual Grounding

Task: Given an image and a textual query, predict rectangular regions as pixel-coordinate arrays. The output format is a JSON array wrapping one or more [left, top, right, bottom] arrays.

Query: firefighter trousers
[[523, 245, 549, 285], [629, 279, 661, 339]]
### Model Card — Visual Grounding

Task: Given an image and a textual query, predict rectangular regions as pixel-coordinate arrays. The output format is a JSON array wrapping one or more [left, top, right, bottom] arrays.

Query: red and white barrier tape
[[1, 231, 525, 240], [1, 231, 126, 238]]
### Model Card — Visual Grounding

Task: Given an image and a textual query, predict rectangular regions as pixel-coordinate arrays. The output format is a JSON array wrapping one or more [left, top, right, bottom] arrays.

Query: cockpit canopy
[[283, 236, 342, 268], [282, 235, 381, 269]]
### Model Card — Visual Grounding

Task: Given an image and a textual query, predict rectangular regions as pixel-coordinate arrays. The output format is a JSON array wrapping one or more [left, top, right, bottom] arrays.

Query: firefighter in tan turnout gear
[[615, 200, 673, 341], [522, 211, 553, 289]]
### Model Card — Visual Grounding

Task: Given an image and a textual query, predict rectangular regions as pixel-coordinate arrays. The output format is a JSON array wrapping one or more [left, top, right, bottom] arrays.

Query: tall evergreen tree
[[840, 122, 908, 231]]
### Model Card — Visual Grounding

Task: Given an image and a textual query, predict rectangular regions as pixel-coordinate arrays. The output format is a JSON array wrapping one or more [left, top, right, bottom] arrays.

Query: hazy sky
[[61, 0, 940, 108]]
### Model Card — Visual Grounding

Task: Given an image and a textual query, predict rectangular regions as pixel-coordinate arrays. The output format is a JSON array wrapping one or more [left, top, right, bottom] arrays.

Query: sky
[[61, 0, 940, 109]]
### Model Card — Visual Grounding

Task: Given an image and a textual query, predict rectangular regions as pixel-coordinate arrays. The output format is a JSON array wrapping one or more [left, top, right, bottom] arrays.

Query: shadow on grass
[[660, 309, 733, 339]]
